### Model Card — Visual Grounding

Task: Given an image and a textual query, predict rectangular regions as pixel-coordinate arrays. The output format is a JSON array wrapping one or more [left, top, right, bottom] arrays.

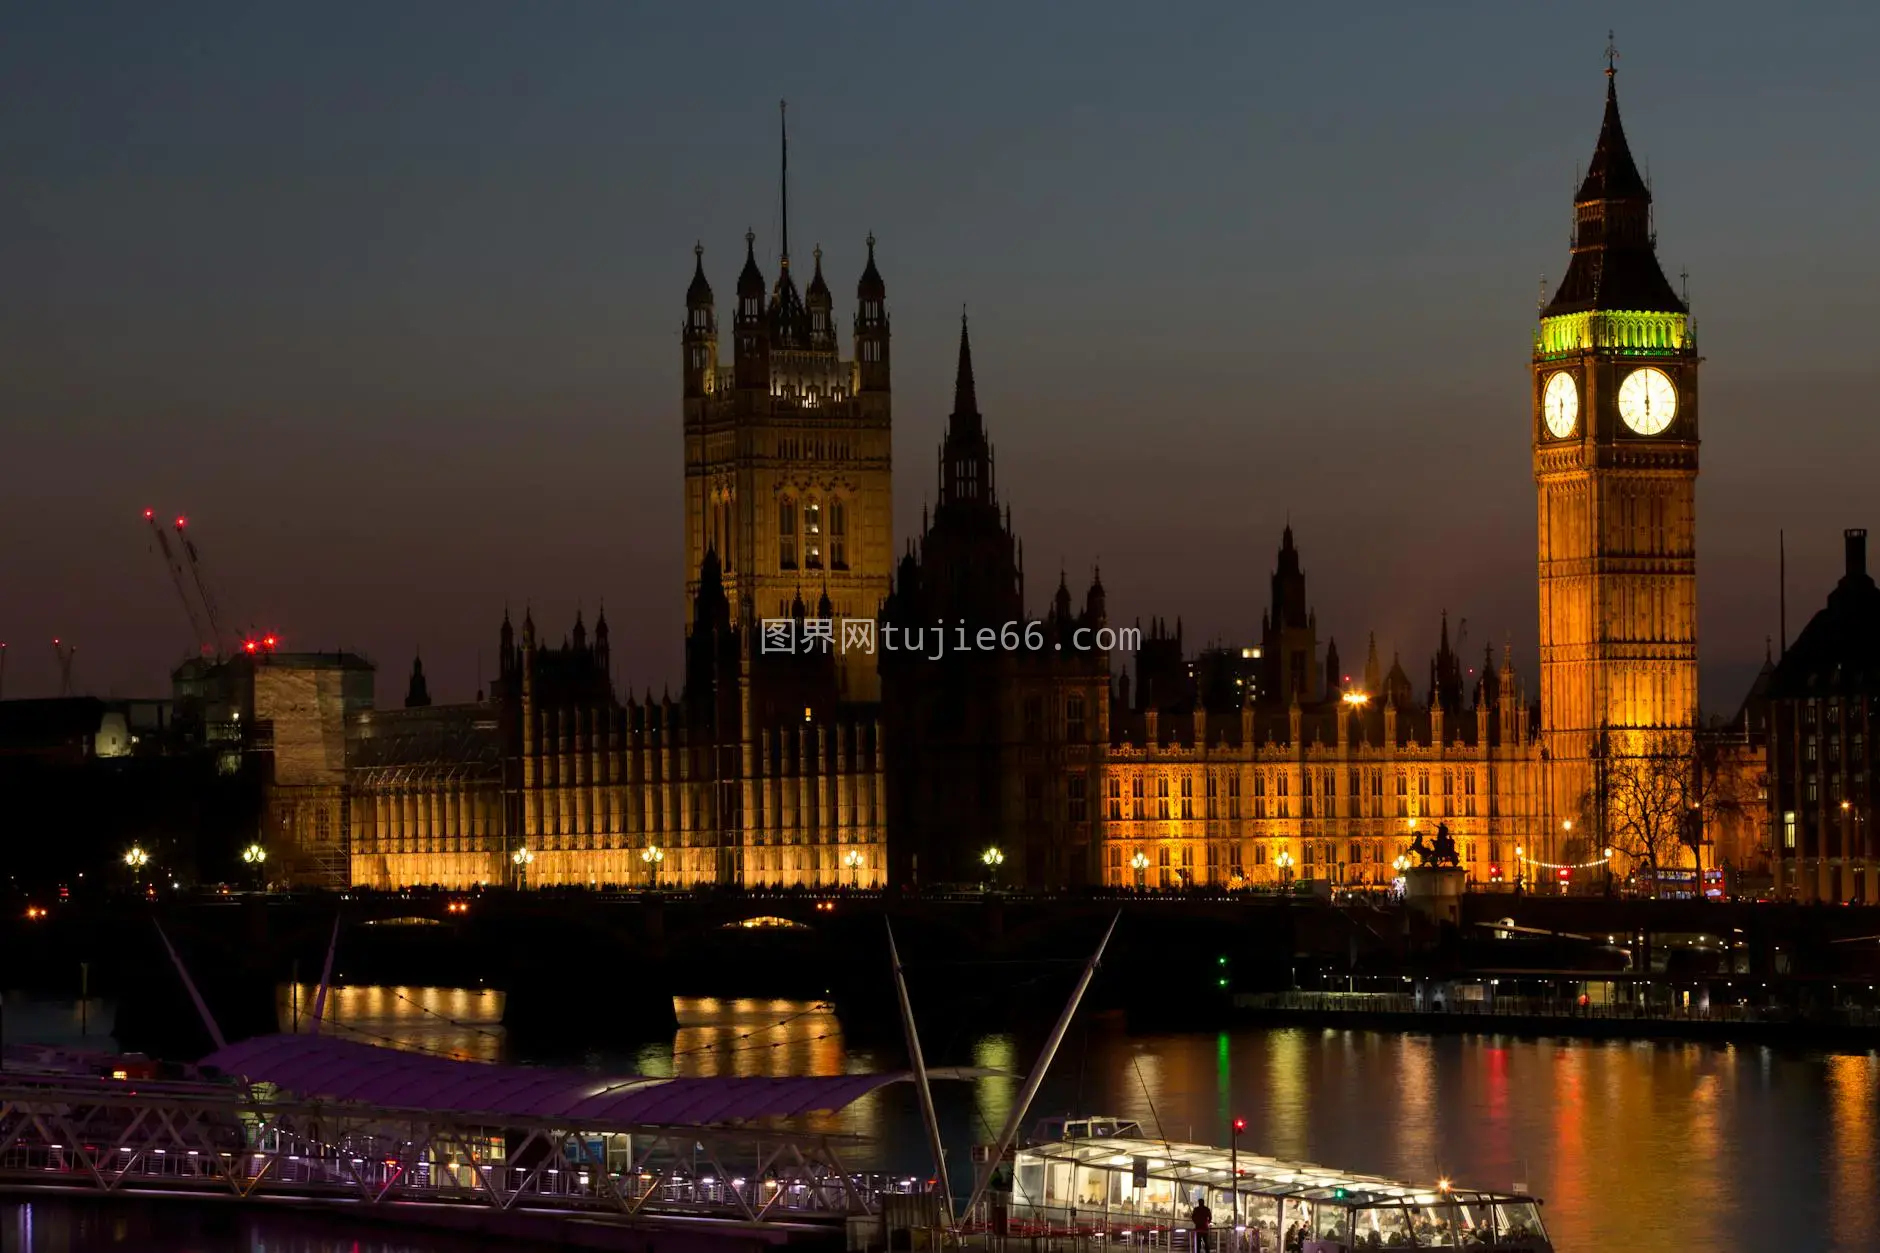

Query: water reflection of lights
[[280, 983, 504, 1063], [1829, 1053, 1879, 1249]]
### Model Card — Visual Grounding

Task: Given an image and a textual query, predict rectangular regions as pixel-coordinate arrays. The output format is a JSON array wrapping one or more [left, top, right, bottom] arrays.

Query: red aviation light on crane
[[262, 635, 278, 650], [142, 508, 155, 520], [175, 516, 188, 529], [243, 639, 258, 654]]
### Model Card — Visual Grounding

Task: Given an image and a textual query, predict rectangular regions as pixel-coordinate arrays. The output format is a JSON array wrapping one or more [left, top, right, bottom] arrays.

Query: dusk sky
[[4, 2, 1877, 712]]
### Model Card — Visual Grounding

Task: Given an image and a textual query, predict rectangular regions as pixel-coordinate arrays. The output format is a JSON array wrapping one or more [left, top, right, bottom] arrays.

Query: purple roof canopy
[[203, 1034, 960, 1127]]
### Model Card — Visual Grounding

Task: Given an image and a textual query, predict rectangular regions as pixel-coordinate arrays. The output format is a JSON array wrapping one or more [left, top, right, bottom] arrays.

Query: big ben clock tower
[[1533, 54, 1699, 857]]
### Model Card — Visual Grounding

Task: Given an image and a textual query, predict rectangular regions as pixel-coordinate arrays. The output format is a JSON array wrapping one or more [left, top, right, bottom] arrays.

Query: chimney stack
[[1847, 528, 1869, 581]]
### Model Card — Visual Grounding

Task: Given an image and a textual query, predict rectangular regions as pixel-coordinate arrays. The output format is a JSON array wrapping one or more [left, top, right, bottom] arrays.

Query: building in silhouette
[[1765, 529, 1878, 902], [880, 318, 1111, 887]]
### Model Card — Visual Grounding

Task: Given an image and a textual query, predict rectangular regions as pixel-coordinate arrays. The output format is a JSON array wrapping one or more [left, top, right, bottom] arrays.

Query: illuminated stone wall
[[1098, 697, 1542, 889]]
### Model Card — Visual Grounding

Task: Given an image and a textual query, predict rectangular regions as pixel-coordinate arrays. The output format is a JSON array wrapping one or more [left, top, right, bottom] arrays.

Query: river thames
[[2, 989, 1875, 1252]]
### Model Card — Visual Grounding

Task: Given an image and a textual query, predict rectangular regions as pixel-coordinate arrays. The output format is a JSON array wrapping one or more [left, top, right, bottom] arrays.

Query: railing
[[1234, 990, 1880, 1028], [0, 1074, 900, 1227]]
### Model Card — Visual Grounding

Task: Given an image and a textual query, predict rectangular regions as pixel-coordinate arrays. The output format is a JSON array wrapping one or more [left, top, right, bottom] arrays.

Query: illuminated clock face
[[1542, 371, 1578, 438], [1618, 367, 1678, 435]]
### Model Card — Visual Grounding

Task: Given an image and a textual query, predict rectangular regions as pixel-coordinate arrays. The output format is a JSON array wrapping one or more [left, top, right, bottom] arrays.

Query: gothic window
[[1806, 737, 1818, 764], [1783, 811, 1796, 849], [779, 498, 798, 570], [830, 499, 848, 570], [1157, 845, 1171, 888], [1465, 772, 1478, 817], [1254, 842, 1268, 866], [804, 500, 823, 569], [1395, 771, 1408, 817], [1180, 775, 1194, 820], [1068, 775, 1088, 823], [1157, 776, 1171, 821], [1349, 840, 1361, 866], [1228, 773, 1242, 819], [1132, 777, 1145, 821], [1066, 694, 1087, 742], [1025, 774, 1044, 823], [1108, 777, 1122, 821]]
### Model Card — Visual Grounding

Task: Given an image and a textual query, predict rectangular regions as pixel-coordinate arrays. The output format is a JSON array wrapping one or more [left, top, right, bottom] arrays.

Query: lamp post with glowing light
[[241, 842, 266, 889], [124, 845, 150, 890], [511, 844, 534, 889], [641, 844, 664, 890], [1130, 850, 1149, 891], [1274, 850, 1294, 890], [843, 848, 864, 889], [1514, 844, 1525, 893], [981, 846, 1005, 890]]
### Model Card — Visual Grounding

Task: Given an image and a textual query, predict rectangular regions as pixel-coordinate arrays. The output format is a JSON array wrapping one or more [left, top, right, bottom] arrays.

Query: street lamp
[[843, 848, 864, 888], [511, 845, 534, 889], [124, 846, 149, 871], [1275, 850, 1295, 889], [981, 846, 1005, 889], [640, 844, 664, 889], [241, 843, 266, 888], [1130, 850, 1149, 891]]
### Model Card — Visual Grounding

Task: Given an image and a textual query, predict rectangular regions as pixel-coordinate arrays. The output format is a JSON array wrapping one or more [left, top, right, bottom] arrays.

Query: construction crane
[[52, 637, 76, 697], [145, 508, 211, 655], [172, 514, 230, 654]]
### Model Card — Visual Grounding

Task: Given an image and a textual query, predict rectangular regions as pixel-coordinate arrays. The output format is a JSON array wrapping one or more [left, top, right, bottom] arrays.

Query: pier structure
[[0, 1034, 966, 1250]]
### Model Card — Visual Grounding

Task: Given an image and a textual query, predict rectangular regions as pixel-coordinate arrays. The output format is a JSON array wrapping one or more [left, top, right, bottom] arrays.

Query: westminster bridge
[[3, 887, 1877, 1059]]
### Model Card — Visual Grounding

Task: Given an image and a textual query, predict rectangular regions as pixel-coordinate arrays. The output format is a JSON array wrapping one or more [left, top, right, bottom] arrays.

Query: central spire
[[939, 311, 992, 510], [952, 310, 980, 430]]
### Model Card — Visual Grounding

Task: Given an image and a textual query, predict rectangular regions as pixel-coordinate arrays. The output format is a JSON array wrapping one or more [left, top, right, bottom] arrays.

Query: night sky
[[4, 3, 1877, 713]]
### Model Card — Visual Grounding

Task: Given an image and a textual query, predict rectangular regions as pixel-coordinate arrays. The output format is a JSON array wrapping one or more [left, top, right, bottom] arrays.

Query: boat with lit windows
[[986, 1118, 1551, 1252]]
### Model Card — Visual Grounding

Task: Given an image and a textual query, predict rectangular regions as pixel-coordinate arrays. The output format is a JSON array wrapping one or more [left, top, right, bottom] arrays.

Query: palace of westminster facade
[[252, 65, 1793, 895]]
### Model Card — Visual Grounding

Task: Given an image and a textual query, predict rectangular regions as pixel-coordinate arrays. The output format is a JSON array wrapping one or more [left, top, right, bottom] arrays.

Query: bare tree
[[1590, 729, 1759, 897], [1599, 733, 1694, 896]]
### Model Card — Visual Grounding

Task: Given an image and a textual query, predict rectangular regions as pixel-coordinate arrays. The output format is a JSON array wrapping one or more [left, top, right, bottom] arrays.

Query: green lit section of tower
[[1534, 309, 1692, 360]]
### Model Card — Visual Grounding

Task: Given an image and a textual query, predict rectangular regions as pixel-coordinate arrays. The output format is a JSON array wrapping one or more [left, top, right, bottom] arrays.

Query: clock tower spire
[[1533, 49, 1700, 862]]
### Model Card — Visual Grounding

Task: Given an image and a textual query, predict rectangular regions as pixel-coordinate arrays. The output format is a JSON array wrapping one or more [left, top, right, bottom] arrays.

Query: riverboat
[[990, 1118, 1551, 1252]]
